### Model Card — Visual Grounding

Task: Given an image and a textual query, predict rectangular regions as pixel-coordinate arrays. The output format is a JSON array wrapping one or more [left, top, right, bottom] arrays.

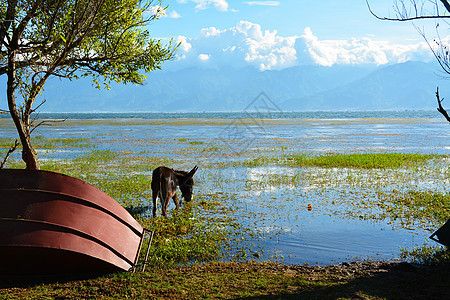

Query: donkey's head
[[176, 166, 198, 202]]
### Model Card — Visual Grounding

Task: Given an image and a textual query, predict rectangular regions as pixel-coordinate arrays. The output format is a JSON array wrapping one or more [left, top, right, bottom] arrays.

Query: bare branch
[[30, 118, 67, 135], [414, 25, 450, 77], [366, 0, 450, 21], [436, 87, 450, 122], [440, 0, 450, 13], [30, 99, 46, 113], [0, 139, 20, 169]]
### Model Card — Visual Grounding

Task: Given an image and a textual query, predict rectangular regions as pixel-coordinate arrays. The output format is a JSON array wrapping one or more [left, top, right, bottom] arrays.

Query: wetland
[[1, 111, 449, 298]]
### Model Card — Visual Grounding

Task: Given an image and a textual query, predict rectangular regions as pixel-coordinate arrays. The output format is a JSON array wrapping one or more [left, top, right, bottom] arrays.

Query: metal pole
[[132, 228, 147, 273], [141, 230, 154, 272]]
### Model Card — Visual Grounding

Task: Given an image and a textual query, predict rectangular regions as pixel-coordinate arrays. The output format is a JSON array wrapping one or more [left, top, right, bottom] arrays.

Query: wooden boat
[[0, 169, 145, 275]]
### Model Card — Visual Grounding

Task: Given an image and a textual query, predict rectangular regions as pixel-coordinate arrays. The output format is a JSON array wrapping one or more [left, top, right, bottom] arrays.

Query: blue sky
[[149, 0, 442, 71]]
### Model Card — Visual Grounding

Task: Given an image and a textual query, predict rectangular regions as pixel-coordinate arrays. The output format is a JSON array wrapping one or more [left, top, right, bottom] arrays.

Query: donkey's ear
[[186, 165, 198, 179]]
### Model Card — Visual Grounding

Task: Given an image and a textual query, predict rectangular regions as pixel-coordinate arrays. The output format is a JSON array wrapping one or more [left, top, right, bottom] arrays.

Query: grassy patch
[[245, 152, 445, 169], [138, 208, 226, 266], [2, 261, 449, 299], [36, 148, 241, 268], [401, 245, 450, 265], [34, 136, 91, 149], [377, 190, 450, 226], [336, 189, 450, 231], [177, 138, 204, 145]]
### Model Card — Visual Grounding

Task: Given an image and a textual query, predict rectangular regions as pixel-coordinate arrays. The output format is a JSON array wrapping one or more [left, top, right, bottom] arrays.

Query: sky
[[148, 0, 444, 71]]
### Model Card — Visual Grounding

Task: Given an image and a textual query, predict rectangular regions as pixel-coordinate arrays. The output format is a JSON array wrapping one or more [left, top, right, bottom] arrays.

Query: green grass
[[177, 138, 204, 145], [34, 136, 91, 149], [401, 245, 450, 265], [35, 148, 239, 267], [244, 152, 445, 169], [2, 260, 449, 299], [378, 190, 450, 225]]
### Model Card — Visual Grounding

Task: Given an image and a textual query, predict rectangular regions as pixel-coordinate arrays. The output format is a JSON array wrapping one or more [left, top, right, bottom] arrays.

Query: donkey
[[151, 165, 198, 217]]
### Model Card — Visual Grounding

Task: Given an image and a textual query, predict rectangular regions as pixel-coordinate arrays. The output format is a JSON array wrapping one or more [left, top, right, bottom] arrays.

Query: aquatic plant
[[244, 152, 446, 169]]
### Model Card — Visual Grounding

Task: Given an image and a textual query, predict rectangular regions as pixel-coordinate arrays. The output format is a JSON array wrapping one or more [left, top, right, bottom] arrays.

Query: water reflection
[[247, 167, 297, 194]]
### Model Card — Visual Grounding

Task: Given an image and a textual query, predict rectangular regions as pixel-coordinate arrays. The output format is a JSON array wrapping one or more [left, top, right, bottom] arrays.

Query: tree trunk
[[6, 47, 40, 170], [18, 122, 39, 170]]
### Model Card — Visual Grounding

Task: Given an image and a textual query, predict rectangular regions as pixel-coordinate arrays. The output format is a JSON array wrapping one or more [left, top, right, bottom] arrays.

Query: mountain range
[[21, 61, 450, 112]]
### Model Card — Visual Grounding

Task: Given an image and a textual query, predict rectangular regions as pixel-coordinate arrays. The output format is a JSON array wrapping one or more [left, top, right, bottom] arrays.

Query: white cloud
[[235, 21, 297, 70], [300, 27, 431, 66], [180, 0, 229, 12], [244, 1, 280, 6], [176, 36, 192, 53], [167, 10, 182, 18], [198, 54, 211, 61], [167, 21, 434, 71]]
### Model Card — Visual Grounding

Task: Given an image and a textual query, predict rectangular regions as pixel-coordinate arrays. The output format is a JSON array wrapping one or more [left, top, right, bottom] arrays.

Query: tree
[[0, 0, 176, 169], [366, 0, 450, 122]]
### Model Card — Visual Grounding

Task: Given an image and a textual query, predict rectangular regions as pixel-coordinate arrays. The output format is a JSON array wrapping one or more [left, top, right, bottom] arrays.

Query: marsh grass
[[242, 153, 450, 236], [136, 209, 226, 266], [34, 136, 91, 149], [376, 190, 450, 227], [0, 137, 19, 149], [177, 137, 205, 145], [244, 152, 445, 169], [0, 137, 234, 268], [401, 245, 450, 264], [1, 129, 450, 299], [2, 135, 448, 243], [33, 145, 246, 267]]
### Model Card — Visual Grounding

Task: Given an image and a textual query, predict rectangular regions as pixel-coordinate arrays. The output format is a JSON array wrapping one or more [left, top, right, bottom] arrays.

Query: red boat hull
[[0, 169, 145, 275]]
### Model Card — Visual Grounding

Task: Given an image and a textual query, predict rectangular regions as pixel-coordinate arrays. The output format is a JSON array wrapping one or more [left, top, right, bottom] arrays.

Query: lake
[[1, 110, 449, 265]]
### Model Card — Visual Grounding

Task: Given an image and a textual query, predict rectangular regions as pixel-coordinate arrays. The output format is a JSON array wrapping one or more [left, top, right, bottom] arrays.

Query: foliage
[[0, 0, 175, 85], [0, 0, 176, 169]]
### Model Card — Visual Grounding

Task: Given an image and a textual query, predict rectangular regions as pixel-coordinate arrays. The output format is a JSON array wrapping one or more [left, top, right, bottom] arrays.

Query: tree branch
[[440, 0, 450, 13], [0, 139, 19, 169], [436, 87, 450, 122], [414, 25, 450, 76], [30, 118, 67, 135], [366, 0, 450, 21]]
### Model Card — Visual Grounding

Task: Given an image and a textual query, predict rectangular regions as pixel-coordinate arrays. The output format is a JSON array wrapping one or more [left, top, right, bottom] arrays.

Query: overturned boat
[[0, 169, 145, 275]]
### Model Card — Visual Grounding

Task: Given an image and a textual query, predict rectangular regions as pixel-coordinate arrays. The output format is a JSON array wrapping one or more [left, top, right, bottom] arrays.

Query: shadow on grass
[[1, 260, 449, 299], [0, 272, 110, 289], [242, 262, 449, 300]]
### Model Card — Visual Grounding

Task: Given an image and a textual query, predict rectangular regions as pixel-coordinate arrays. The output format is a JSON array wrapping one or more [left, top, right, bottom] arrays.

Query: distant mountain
[[16, 61, 446, 112], [281, 61, 444, 111]]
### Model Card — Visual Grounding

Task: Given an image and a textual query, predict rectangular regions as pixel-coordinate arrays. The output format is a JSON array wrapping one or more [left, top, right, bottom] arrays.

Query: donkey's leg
[[152, 191, 158, 217], [172, 193, 180, 210], [162, 196, 169, 217]]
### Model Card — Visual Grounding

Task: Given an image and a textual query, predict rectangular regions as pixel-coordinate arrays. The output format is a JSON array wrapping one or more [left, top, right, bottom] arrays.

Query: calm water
[[1, 110, 449, 265], [0, 110, 442, 120]]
